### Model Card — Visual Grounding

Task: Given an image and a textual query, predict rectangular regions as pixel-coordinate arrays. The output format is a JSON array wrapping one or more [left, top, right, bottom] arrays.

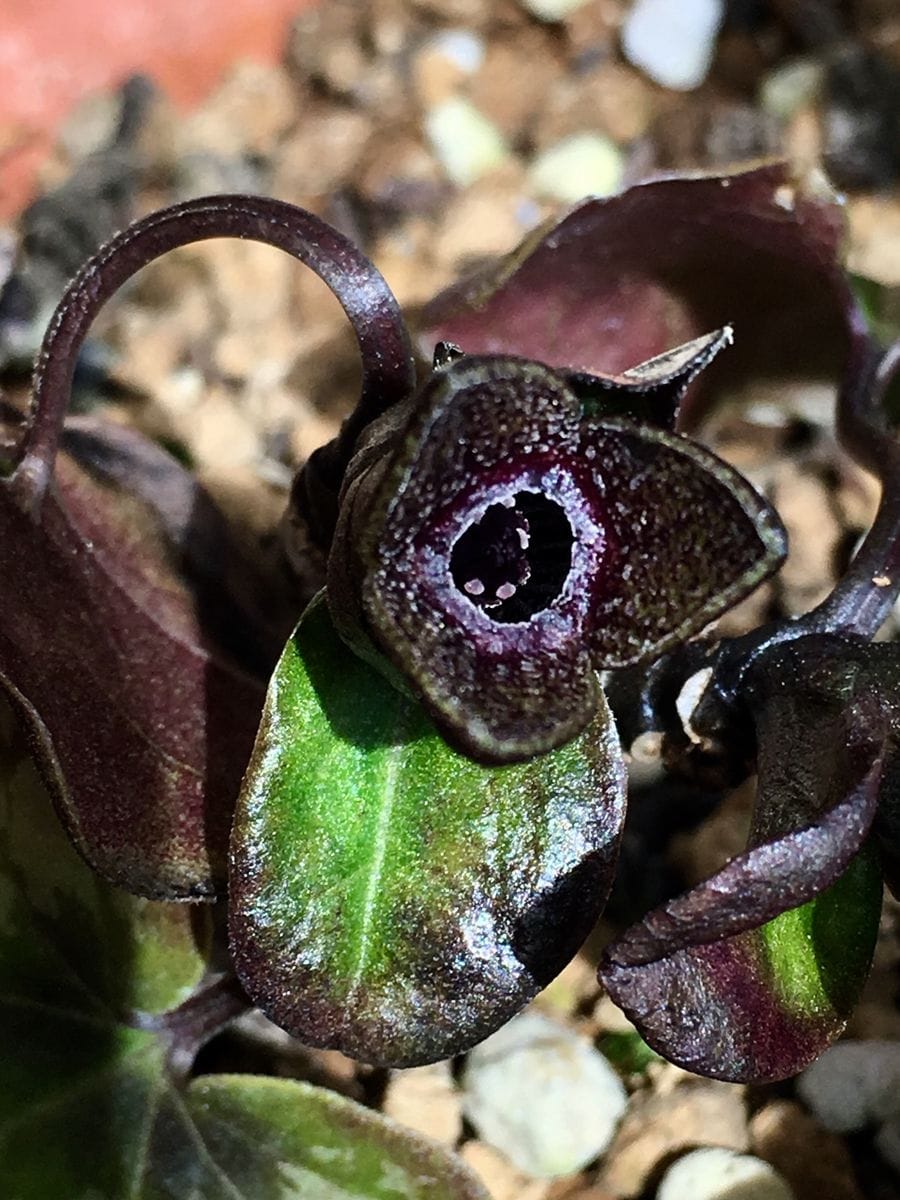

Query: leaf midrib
[[347, 739, 403, 997]]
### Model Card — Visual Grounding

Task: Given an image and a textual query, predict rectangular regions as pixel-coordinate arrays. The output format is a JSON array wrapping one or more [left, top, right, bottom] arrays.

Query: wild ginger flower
[[327, 341, 785, 762]]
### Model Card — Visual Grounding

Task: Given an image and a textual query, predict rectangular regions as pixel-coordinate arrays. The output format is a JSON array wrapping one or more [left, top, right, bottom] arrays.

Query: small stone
[[357, 131, 447, 217], [621, 0, 725, 92], [533, 65, 655, 148], [272, 107, 372, 200], [383, 1062, 462, 1146], [528, 134, 622, 202], [458, 1141, 550, 1200], [563, 1, 623, 57], [658, 1148, 793, 1200], [462, 1011, 627, 1179], [411, 0, 525, 26], [749, 1101, 862, 1200], [412, 30, 485, 107], [180, 62, 299, 159], [846, 195, 900, 286], [287, 1, 367, 94], [598, 1080, 748, 1198], [521, 0, 592, 20], [797, 1040, 900, 1133], [468, 30, 567, 140], [760, 59, 826, 122], [425, 97, 510, 187], [431, 168, 541, 271]]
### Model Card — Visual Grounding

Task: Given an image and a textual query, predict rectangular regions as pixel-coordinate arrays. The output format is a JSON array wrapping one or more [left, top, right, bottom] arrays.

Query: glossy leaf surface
[[600, 635, 889, 1082], [0, 411, 271, 899], [0, 703, 486, 1200], [230, 597, 627, 1066], [329, 355, 786, 763]]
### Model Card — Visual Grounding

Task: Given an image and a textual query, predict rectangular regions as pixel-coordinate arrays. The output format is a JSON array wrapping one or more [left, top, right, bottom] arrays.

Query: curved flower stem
[[6, 195, 415, 529], [807, 324, 900, 637]]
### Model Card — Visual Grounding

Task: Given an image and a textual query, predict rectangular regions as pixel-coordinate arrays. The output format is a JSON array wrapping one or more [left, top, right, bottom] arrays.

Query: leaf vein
[[348, 742, 402, 995]]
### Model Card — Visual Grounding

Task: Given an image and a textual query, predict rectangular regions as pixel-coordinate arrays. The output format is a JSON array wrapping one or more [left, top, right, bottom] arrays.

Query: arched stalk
[[7, 194, 415, 538]]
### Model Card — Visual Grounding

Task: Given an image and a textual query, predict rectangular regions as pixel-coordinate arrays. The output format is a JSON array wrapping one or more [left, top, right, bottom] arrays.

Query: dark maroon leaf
[[329, 354, 785, 763], [421, 163, 851, 427], [0, 410, 269, 899], [1, 195, 415, 898], [600, 634, 890, 1082]]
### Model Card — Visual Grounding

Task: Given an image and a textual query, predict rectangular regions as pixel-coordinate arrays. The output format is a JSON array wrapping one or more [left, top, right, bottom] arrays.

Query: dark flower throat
[[450, 492, 573, 624]]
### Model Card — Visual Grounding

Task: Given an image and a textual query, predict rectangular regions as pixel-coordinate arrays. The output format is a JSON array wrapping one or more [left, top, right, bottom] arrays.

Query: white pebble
[[621, 0, 725, 91], [528, 133, 622, 203], [462, 1011, 627, 1179], [759, 59, 825, 121], [797, 1041, 900, 1133], [658, 1148, 794, 1200], [425, 97, 510, 187], [429, 29, 485, 75], [521, 0, 592, 20]]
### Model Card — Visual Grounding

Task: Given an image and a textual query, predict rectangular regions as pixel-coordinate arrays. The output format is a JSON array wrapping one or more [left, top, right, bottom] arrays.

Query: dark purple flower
[[327, 342, 786, 763]]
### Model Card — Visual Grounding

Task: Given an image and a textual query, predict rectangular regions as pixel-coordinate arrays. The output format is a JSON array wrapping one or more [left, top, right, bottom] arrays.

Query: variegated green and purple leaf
[[229, 596, 626, 1067], [600, 635, 894, 1082], [328, 353, 786, 764]]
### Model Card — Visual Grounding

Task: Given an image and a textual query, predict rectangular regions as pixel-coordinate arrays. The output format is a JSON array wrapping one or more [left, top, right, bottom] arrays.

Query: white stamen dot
[[465, 579, 485, 596], [496, 583, 517, 600]]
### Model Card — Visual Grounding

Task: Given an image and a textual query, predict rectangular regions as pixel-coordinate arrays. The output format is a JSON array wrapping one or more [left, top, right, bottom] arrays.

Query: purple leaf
[[0, 410, 268, 898], [600, 635, 889, 1082], [421, 163, 850, 425]]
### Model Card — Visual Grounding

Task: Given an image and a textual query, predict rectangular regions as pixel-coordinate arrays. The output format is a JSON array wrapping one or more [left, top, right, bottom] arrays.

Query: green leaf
[[0, 703, 487, 1200], [230, 596, 627, 1067], [758, 849, 882, 1017], [143, 1076, 486, 1200], [850, 273, 900, 349], [0, 710, 211, 1024], [597, 1030, 660, 1076]]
